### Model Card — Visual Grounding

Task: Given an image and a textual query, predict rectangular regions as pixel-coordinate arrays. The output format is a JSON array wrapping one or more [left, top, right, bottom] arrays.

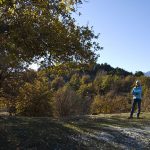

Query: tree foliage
[[134, 71, 144, 77], [0, 0, 101, 102], [0, 0, 100, 69], [17, 75, 53, 116]]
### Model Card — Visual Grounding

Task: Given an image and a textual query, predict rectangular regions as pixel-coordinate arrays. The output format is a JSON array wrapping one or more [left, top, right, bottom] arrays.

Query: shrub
[[90, 95, 106, 114], [77, 83, 95, 114], [91, 94, 130, 114], [143, 89, 150, 112], [17, 77, 53, 117], [121, 76, 135, 93], [93, 74, 104, 95], [53, 86, 82, 117], [78, 83, 95, 97], [94, 75, 114, 95], [51, 76, 65, 91], [81, 75, 91, 84], [69, 74, 81, 90]]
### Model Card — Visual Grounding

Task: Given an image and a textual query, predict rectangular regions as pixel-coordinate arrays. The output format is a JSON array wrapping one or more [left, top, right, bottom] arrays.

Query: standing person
[[128, 80, 142, 119]]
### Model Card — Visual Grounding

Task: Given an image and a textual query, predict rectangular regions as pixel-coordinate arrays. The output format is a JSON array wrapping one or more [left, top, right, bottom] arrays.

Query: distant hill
[[92, 63, 133, 77], [145, 71, 150, 77]]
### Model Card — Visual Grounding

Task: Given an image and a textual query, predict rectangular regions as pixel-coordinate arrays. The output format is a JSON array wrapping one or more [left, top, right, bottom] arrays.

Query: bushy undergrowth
[[16, 77, 53, 117], [90, 94, 130, 114], [1, 69, 150, 117]]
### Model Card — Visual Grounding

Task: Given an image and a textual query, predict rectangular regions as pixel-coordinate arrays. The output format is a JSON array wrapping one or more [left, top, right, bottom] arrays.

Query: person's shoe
[[137, 116, 140, 119], [128, 116, 133, 119]]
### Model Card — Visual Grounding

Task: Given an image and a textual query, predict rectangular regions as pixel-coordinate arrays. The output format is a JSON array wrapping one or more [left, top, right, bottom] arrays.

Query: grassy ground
[[0, 113, 150, 150]]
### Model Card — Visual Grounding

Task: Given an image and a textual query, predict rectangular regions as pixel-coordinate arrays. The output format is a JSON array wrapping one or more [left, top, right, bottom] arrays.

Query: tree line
[[0, 63, 149, 117]]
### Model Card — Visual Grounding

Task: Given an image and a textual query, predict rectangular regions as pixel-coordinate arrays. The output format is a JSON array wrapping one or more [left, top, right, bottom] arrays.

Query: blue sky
[[72, 0, 150, 73]]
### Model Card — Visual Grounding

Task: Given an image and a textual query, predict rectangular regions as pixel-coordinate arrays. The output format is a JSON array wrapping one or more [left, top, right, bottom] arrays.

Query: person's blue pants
[[130, 98, 141, 117]]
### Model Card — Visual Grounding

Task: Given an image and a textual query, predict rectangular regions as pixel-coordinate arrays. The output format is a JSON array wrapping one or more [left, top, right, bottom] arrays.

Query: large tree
[[0, 0, 100, 64], [0, 0, 101, 97]]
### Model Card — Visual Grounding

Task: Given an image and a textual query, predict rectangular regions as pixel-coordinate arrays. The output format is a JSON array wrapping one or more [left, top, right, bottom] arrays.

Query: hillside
[[145, 71, 150, 77], [0, 113, 150, 150]]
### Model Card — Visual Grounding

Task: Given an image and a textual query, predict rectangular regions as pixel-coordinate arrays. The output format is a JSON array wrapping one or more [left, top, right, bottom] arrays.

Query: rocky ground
[[66, 113, 150, 150], [0, 113, 150, 150]]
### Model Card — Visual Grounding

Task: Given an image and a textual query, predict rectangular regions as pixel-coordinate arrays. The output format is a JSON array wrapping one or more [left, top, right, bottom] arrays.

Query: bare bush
[[53, 86, 82, 117], [91, 93, 130, 114], [143, 89, 150, 112]]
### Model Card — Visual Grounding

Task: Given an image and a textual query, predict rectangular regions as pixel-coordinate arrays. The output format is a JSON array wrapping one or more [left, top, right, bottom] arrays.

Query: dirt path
[[66, 114, 150, 150], [69, 123, 150, 149]]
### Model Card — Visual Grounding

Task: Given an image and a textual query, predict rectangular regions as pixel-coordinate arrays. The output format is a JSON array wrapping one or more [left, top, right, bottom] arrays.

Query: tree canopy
[[0, 0, 101, 70], [0, 0, 102, 98]]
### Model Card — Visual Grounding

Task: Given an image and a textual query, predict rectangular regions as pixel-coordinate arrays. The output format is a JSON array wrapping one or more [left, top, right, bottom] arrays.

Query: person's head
[[135, 80, 140, 87]]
